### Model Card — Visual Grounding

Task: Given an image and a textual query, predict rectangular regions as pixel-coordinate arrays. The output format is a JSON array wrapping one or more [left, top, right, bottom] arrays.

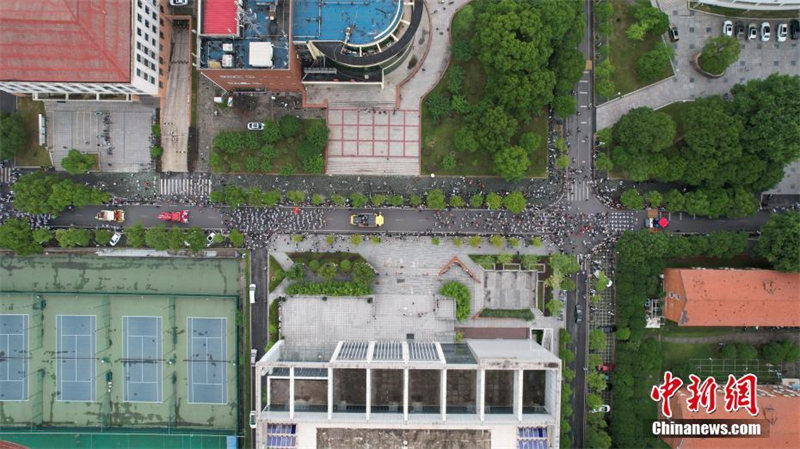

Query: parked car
[[109, 232, 122, 247], [597, 363, 616, 372], [249, 411, 257, 429], [591, 404, 612, 413], [761, 22, 771, 42], [170, 0, 188, 5], [575, 303, 583, 323], [668, 24, 679, 42], [249, 283, 256, 304], [735, 22, 745, 39], [247, 122, 264, 131], [791, 20, 800, 40], [251, 349, 258, 365], [723, 20, 733, 37], [206, 232, 216, 246], [777, 23, 788, 42], [748, 23, 758, 40]]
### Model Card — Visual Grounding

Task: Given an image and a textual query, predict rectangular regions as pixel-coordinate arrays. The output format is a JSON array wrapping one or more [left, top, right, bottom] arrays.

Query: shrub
[[409, 194, 422, 207], [449, 195, 464, 207], [308, 259, 321, 272], [339, 259, 352, 272], [94, 229, 112, 246], [425, 92, 450, 122], [490, 235, 504, 248], [371, 194, 386, 206], [305, 121, 330, 149], [279, 115, 302, 138], [286, 263, 306, 280], [481, 309, 534, 320], [229, 229, 245, 247], [352, 262, 376, 288], [312, 193, 325, 205], [698, 35, 740, 75], [150, 146, 164, 158], [350, 234, 363, 245], [388, 194, 404, 207], [440, 281, 471, 321], [442, 154, 456, 170], [468, 236, 482, 247], [503, 191, 527, 214], [318, 262, 338, 281], [350, 192, 367, 208], [286, 190, 306, 205], [331, 194, 346, 206], [470, 193, 484, 208], [286, 281, 371, 296], [263, 120, 281, 143], [301, 154, 325, 173], [325, 235, 335, 246], [621, 188, 644, 210], [370, 235, 381, 244], [426, 189, 446, 210], [508, 237, 520, 248], [486, 192, 503, 210], [432, 236, 440, 245]]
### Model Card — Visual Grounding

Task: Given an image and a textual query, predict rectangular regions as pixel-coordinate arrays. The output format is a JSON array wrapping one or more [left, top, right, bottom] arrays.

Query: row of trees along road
[[610, 74, 800, 217]]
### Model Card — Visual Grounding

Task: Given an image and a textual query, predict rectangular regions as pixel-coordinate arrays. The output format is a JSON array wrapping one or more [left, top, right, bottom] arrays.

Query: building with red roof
[[662, 268, 800, 327], [0, 0, 167, 98], [661, 385, 800, 449]]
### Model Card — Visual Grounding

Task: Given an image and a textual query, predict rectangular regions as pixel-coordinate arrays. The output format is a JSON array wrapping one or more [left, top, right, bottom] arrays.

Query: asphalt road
[[249, 247, 269, 445], [53, 204, 225, 229]]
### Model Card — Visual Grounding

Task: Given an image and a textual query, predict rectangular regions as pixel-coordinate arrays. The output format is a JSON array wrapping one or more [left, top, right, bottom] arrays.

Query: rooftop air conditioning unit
[[222, 43, 234, 52], [222, 54, 234, 67]]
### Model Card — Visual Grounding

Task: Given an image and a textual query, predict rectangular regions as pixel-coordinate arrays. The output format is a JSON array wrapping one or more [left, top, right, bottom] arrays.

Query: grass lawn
[[608, 0, 674, 96], [689, 2, 800, 18], [420, 45, 548, 177], [14, 97, 52, 167], [659, 321, 738, 338], [660, 342, 717, 373], [268, 255, 284, 293]]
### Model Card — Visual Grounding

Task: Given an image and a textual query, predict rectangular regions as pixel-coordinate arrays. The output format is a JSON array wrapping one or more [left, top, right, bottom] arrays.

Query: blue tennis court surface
[[292, 0, 403, 45], [123, 316, 162, 403], [57, 315, 96, 402], [188, 317, 227, 404], [0, 314, 28, 401]]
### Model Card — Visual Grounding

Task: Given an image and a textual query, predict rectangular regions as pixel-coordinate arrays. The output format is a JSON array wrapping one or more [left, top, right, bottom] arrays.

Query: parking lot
[[597, 0, 800, 129], [45, 100, 156, 172]]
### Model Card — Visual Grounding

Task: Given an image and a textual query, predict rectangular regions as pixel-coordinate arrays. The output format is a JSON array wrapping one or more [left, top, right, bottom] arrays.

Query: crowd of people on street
[[224, 207, 326, 248]]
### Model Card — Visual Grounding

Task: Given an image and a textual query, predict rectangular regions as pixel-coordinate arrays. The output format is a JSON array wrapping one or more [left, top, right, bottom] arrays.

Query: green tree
[[645, 190, 663, 208], [519, 132, 541, 154], [229, 229, 245, 247], [167, 227, 186, 251], [13, 171, 107, 215], [665, 189, 685, 211], [352, 262, 376, 288], [735, 343, 758, 360], [761, 342, 786, 365], [454, 128, 479, 153], [612, 107, 676, 181], [587, 371, 607, 391], [0, 219, 42, 255], [521, 255, 540, 270], [145, 225, 169, 250], [446, 65, 465, 94], [150, 146, 164, 159], [616, 327, 631, 341], [451, 4, 475, 38], [698, 35, 740, 75], [470, 105, 518, 153], [305, 121, 329, 149], [494, 146, 530, 181], [552, 95, 576, 118], [486, 192, 503, 210], [286, 190, 305, 204], [94, 229, 112, 246], [262, 120, 281, 144], [620, 188, 644, 210], [0, 113, 25, 160], [312, 193, 325, 206], [636, 43, 673, 83], [556, 155, 570, 170], [388, 194, 404, 207], [595, 152, 614, 172], [301, 154, 324, 173], [490, 235, 505, 248], [440, 281, 471, 321], [442, 154, 456, 170], [468, 236, 482, 247], [185, 227, 206, 252], [32, 228, 52, 245], [55, 228, 91, 248], [425, 92, 450, 122], [758, 212, 800, 272], [331, 194, 346, 206], [451, 95, 469, 114], [586, 428, 612, 449], [449, 195, 464, 207], [127, 223, 146, 248], [587, 393, 604, 411], [503, 191, 527, 214], [318, 262, 338, 281], [278, 115, 302, 138], [720, 344, 737, 359], [595, 0, 614, 22], [350, 234, 363, 246], [426, 189, 446, 210]]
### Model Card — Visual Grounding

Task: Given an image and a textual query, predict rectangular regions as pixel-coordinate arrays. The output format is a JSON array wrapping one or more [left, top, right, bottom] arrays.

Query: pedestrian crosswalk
[[567, 180, 590, 202], [608, 211, 638, 233], [0, 167, 11, 184], [159, 175, 212, 197]]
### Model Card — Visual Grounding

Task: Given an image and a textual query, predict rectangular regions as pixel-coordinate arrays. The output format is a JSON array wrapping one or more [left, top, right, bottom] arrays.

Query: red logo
[[723, 374, 759, 416], [650, 371, 684, 418], [686, 374, 719, 413]]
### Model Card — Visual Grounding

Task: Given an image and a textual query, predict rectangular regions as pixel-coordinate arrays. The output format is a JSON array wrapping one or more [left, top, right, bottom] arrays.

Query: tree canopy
[[13, 171, 108, 215], [758, 212, 800, 272], [0, 113, 25, 160], [698, 35, 740, 75], [60, 149, 97, 175]]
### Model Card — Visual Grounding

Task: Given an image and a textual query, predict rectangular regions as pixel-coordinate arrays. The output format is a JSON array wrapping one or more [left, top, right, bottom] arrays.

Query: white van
[[249, 283, 256, 304]]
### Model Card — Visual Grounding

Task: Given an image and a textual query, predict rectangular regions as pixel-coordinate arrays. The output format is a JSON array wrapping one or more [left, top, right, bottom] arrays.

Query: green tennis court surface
[[0, 255, 241, 433], [0, 431, 234, 449]]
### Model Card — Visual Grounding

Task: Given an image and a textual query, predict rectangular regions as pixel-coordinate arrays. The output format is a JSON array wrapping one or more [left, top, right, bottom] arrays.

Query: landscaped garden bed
[[283, 252, 376, 297]]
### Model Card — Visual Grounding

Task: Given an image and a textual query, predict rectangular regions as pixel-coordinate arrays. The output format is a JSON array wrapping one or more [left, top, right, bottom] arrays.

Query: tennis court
[[0, 255, 240, 432], [188, 317, 227, 404], [123, 316, 162, 403], [56, 315, 96, 402], [0, 314, 28, 401]]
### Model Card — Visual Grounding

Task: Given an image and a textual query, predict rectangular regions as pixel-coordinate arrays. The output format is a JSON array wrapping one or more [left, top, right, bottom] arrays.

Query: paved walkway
[[161, 26, 191, 172], [596, 0, 800, 129], [662, 330, 800, 344]]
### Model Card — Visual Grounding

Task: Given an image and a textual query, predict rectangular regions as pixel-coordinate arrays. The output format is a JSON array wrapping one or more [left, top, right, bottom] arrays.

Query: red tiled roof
[[202, 0, 238, 35], [662, 269, 800, 327], [0, 0, 131, 83], [663, 387, 800, 449]]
